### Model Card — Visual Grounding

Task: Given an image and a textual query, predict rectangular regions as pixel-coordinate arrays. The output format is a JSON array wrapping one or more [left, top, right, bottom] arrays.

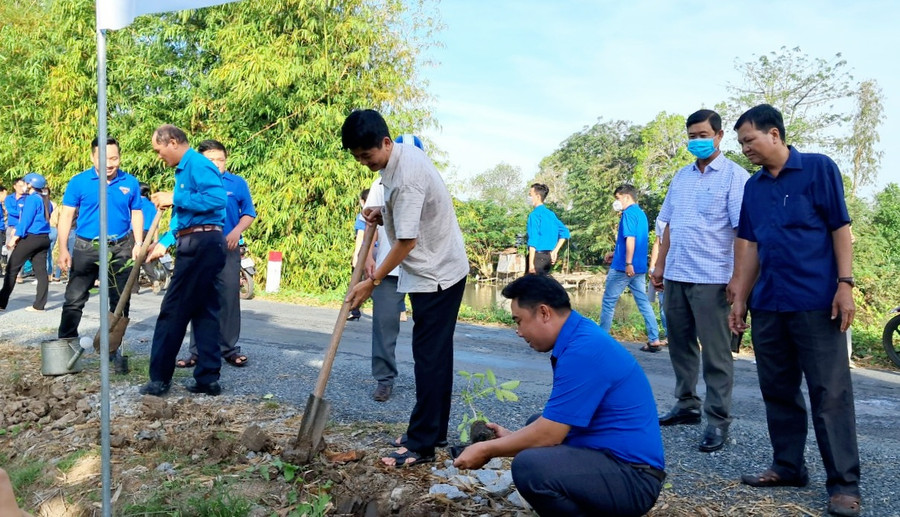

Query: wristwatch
[[372, 277, 382, 286], [838, 277, 855, 288]]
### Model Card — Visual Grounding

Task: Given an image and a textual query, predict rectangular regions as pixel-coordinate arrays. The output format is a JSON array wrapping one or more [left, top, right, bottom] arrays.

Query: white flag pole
[[95, 26, 113, 517]]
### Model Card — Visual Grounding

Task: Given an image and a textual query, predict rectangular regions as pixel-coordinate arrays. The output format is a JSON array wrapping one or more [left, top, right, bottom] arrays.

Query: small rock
[[141, 396, 173, 419], [484, 470, 514, 495], [240, 425, 271, 452], [110, 435, 127, 448], [429, 483, 468, 500], [484, 458, 503, 469], [136, 430, 156, 441], [155, 462, 176, 475], [430, 465, 459, 479], [471, 469, 499, 485], [447, 474, 477, 488], [507, 490, 530, 509]]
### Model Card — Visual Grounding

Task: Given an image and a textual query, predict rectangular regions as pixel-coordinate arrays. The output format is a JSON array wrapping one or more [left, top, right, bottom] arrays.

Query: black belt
[[77, 233, 132, 245], [631, 463, 666, 483], [176, 225, 222, 238]]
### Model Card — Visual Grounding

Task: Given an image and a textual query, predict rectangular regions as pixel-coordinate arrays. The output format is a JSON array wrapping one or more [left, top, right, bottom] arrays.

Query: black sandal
[[383, 449, 435, 468], [175, 355, 198, 368], [640, 343, 661, 353]]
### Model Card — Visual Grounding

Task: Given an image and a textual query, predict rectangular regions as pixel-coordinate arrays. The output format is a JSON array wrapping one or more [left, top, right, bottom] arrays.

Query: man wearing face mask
[[598, 185, 663, 350], [650, 109, 748, 453]]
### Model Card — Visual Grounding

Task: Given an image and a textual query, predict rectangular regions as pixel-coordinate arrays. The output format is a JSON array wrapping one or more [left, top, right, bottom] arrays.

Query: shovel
[[93, 209, 165, 353], [286, 223, 376, 464]]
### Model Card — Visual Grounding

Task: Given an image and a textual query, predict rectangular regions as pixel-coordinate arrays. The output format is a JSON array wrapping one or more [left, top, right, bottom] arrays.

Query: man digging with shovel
[[343, 110, 469, 467]]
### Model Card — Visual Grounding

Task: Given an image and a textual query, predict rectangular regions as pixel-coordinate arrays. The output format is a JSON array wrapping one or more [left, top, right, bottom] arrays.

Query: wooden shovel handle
[[313, 223, 376, 398], [112, 208, 165, 317]]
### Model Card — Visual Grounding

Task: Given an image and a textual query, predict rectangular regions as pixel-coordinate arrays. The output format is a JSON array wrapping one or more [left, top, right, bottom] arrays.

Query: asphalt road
[[3, 279, 900, 513]]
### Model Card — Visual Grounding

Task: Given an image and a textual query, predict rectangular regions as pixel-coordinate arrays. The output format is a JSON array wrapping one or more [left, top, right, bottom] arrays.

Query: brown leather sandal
[[741, 469, 809, 488]]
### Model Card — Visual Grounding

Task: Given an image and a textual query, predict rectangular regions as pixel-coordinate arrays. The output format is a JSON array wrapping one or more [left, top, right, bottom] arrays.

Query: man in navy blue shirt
[[141, 125, 227, 397], [454, 274, 664, 516], [526, 183, 569, 274], [599, 185, 663, 349], [729, 105, 860, 517], [172, 139, 256, 369], [57, 138, 144, 363]]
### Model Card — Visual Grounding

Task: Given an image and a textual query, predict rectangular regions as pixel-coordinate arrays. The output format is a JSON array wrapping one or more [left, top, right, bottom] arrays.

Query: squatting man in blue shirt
[[526, 183, 569, 274], [454, 274, 665, 516], [729, 105, 861, 517], [140, 125, 228, 397]]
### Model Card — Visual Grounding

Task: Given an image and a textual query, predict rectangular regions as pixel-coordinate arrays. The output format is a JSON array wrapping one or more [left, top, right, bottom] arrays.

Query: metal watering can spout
[[66, 338, 91, 372]]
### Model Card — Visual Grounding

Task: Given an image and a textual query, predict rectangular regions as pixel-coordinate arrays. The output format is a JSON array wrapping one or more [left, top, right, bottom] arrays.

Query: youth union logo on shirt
[[119, 186, 131, 195]]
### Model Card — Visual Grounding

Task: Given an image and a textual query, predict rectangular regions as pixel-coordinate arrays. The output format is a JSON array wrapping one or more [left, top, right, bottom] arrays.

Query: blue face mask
[[687, 138, 716, 159]]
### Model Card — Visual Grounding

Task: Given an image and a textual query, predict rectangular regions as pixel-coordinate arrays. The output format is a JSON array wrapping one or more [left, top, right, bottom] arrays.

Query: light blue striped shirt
[[658, 153, 748, 284]]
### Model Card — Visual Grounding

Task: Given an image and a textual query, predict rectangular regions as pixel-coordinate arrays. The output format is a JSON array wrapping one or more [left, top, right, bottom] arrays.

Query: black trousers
[[533, 251, 552, 274], [751, 309, 861, 497], [402, 277, 465, 456], [58, 235, 134, 338], [149, 231, 226, 385], [512, 445, 662, 517], [189, 246, 242, 357], [0, 234, 50, 310]]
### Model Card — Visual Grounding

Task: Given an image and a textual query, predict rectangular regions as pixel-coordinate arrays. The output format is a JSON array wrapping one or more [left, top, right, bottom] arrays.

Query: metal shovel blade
[[93, 312, 129, 353], [285, 394, 331, 465]]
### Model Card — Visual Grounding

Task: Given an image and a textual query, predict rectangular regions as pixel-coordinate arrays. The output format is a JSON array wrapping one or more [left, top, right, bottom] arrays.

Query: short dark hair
[[13, 177, 24, 184], [501, 274, 571, 312], [153, 124, 189, 145], [734, 104, 786, 143], [0, 185, 6, 192], [140, 182, 151, 197], [530, 183, 549, 202], [359, 188, 370, 201], [614, 184, 637, 200], [91, 137, 120, 153], [341, 109, 391, 150], [197, 139, 227, 157], [686, 109, 722, 132]]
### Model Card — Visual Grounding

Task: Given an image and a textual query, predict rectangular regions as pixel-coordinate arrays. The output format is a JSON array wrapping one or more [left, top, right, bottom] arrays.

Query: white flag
[[97, 0, 241, 30]]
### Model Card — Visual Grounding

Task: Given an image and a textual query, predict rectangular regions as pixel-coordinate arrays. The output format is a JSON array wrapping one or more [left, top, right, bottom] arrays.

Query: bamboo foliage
[[0, 0, 438, 291]]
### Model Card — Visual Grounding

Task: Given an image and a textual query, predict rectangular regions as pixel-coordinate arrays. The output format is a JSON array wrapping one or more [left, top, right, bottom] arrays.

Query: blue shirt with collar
[[62, 168, 142, 240], [543, 310, 665, 470], [611, 203, 650, 273], [17, 192, 51, 237], [5, 194, 25, 228], [158, 149, 225, 248], [222, 172, 256, 235], [526, 204, 570, 252], [737, 147, 851, 312], [140, 196, 158, 233]]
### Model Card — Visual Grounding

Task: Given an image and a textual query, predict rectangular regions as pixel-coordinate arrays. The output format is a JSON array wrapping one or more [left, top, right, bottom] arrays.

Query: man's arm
[[56, 206, 76, 272], [226, 215, 255, 250], [130, 209, 144, 261], [728, 237, 759, 334], [528, 246, 536, 273], [831, 224, 855, 332], [650, 225, 670, 290], [454, 417, 570, 469], [550, 238, 566, 264], [624, 236, 636, 277], [346, 236, 415, 309]]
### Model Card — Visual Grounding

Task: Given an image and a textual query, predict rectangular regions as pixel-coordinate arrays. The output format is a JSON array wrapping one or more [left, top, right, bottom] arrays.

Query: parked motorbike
[[239, 244, 255, 300], [883, 306, 900, 368], [139, 252, 173, 294]]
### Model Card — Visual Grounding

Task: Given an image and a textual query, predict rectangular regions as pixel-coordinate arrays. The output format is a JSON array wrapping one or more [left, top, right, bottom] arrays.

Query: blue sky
[[418, 0, 899, 196]]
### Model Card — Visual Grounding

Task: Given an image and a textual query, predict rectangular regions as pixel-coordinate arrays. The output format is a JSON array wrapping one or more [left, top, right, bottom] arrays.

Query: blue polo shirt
[[17, 192, 51, 237], [611, 204, 649, 273], [222, 172, 256, 235], [526, 204, 570, 252], [544, 311, 665, 470], [5, 194, 25, 229], [62, 168, 142, 240], [166, 148, 226, 238], [737, 147, 851, 312], [140, 196, 158, 233]]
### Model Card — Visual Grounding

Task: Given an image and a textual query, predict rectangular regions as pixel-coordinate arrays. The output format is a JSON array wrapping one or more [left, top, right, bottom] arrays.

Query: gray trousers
[[663, 281, 733, 429], [189, 246, 241, 357], [371, 275, 404, 386], [752, 309, 860, 497]]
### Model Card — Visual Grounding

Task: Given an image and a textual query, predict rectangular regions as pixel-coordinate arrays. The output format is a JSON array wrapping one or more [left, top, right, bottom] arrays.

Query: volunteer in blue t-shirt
[[454, 274, 665, 516], [56, 137, 144, 361], [598, 184, 663, 349], [0, 173, 53, 311]]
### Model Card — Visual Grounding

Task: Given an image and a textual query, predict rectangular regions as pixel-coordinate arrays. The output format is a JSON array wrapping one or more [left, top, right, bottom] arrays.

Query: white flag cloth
[[97, 0, 240, 30]]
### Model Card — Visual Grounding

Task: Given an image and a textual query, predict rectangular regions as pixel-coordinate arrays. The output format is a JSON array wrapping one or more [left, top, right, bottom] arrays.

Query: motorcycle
[[239, 244, 255, 300], [883, 306, 900, 368], [139, 252, 173, 294]]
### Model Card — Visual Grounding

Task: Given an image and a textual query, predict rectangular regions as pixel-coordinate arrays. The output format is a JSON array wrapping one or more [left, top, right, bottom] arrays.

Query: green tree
[[454, 199, 520, 279], [839, 80, 885, 197], [719, 46, 855, 151], [0, 0, 441, 292], [468, 162, 527, 213], [632, 111, 694, 223]]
